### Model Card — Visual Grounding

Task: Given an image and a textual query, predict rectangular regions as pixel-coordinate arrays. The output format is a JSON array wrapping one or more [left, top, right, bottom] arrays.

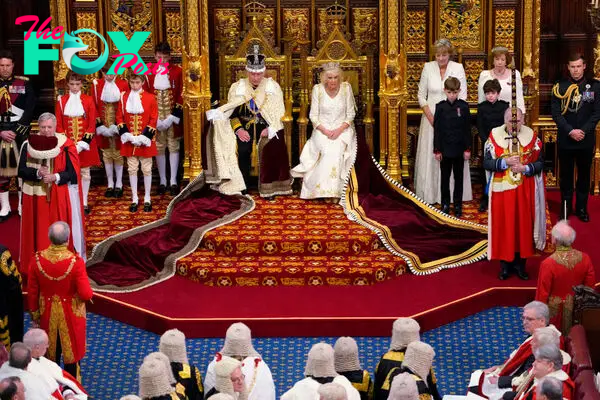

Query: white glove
[[76, 141, 90, 153], [267, 126, 279, 140], [95, 126, 109, 136], [167, 114, 180, 125], [109, 124, 119, 135], [137, 135, 152, 147], [162, 116, 174, 129], [206, 109, 225, 121], [121, 132, 134, 143], [130, 135, 142, 146]]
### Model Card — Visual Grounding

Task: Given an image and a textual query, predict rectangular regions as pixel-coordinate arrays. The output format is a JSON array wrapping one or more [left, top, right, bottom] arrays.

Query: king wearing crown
[[205, 45, 292, 198]]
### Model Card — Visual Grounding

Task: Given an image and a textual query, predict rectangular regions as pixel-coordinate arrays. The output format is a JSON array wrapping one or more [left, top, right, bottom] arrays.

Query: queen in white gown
[[414, 39, 473, 205], [291, 63, 357, 199]]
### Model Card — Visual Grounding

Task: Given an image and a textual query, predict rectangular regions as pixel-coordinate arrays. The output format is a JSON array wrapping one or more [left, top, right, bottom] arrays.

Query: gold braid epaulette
[[14, 75, 29, 81], [552, 83, 580, 115]]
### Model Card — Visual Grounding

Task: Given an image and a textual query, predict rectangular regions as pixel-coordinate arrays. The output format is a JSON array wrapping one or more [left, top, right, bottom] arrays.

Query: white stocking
[[115, 164, 124, 188], [0, 192, 10, 216], [82, 178, 91, 207], [169, 152, 179, 185], [104, 161, 114, 188], [130, 175, 139, 203], [143, 175, 152, 203], [156, 154, 167, 186]]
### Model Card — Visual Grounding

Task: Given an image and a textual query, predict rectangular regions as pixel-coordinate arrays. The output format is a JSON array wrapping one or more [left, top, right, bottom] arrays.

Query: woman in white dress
[[414, 39, 473, 205], [477, 46, 525, 113], [291, 62, 357, 200]]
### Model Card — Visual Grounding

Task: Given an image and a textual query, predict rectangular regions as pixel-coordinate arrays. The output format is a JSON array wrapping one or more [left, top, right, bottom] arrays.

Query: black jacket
[[551, 77, 600, 150], [477, 100, 509, 142], [434, 99, 471, 158]]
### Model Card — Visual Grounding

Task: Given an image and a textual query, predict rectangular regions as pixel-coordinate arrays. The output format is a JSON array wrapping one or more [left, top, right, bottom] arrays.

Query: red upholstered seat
[[568, 325, 594, 379]]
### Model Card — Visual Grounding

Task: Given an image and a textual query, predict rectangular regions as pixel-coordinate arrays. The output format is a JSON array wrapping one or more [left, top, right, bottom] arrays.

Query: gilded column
[[49, 0, 70, 98], [521, 0, 540, 125], [181, 0, 211, 179]]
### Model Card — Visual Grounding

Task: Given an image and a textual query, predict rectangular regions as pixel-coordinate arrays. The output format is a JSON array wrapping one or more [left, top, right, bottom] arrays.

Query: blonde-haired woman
[[477, 46, 525, 113], [291, 63, 357, 200], [414, 39, 473, 205]]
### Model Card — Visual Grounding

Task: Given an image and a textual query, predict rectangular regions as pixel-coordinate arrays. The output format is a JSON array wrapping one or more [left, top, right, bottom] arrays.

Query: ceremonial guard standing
[[93, 63, 129, 198], [27, 221, 94, 381], [144, 42, 184, 195], [117, 74, 158, 213], [55, 72, 100, 215], [551, 53, 600, 222], [0, 50, 35, 221]]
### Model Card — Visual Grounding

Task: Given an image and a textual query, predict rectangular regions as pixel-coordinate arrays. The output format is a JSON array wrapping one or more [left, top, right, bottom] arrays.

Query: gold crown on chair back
[[321, 62, 340, 73]]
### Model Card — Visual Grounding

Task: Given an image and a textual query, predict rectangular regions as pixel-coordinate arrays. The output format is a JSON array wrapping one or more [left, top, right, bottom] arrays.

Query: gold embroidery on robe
[[47, 295, 75, 364]]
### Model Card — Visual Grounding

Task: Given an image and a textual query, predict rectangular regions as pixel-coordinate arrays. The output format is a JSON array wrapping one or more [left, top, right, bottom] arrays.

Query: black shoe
[[499, 262, 510, 280], [263, 196, 275, 201], [143, 202, 152, 212], [114, 187, 123, 198], [129, 203, 138, 213], [441, 204, 450, 214], [576, 209, 590, 222], [478, 201, 487, 212], [516, 268, 529, 280], [157, 184, 166, 195], [84, 206, 91, 216], [105, 187, 115, 198], [241, 190, 248, 195], [169, 184, 180, 196], [454, 206, 462, 218]]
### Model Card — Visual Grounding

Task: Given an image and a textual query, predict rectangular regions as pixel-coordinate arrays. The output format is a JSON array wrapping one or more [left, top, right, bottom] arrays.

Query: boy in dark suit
[[477, 79, 509, 211], [434, 77, 471, 217]]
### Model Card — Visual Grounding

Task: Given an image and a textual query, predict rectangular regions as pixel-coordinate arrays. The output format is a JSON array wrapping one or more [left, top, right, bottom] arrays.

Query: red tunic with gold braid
[[92, 77, 129, 150], [144, 65, 183, 137], [535, 248, 596, 334], [55, 93, 101, 167], [116, 90, 158, 158], [27, 245, 93, 364]]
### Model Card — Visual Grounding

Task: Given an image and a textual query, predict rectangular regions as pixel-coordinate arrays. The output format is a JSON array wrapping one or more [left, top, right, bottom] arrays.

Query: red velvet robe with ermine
[[55, 93, 101, 167], [92, 77, 129, 150], [144, 65, 183, 138], [18, 134, 85, 277], [515, 369, 574, 400], [116, 89, 158, 158], [485, 124, 546, 261], [27, 245, 93, 364], [535, 247, 596, 334]]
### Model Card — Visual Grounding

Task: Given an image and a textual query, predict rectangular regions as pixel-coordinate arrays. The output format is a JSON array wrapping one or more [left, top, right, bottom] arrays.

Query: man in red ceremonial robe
[[505, 345, 574, 400], [117, 73, 158, 213], [484, 108, 546, 280], [535, 221, 596, 334], [469, 301, 564, 398], [144, 42, 184, 196], [93, 62, 129, 199], [18, 113, 85, 276], [55, 72, 100, 215], [27, 221, 93, 382]]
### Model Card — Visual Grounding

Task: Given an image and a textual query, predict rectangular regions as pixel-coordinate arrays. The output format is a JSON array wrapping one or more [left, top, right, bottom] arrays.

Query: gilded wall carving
[[438, 0, 483, 50], [165, 11, 183, 55], [214, 8, 242, 54], [76, 12, 98, 56], [256, 8, 276, 48], [352, 8, 378, 54], [110, 0, 154, 53], [282, 8, 310, 53], [494, 8, 515, 51], [463, 58, 485, 103], [318, 9, 333, 42], [406, 61, 423, 104], [405, 10, 427, 54]]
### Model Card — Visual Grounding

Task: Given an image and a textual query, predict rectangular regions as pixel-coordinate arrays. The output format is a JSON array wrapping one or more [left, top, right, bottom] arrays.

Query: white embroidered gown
[[414, 60, 473, 204], [291, 82, 357, 199]]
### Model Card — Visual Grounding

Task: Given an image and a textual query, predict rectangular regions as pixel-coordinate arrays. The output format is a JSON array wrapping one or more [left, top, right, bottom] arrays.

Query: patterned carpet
[[22, 306, 527, 400], [84, 184, 552, 287]]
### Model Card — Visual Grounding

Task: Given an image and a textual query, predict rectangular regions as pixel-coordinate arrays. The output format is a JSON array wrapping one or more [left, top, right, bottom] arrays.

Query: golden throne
[[218, 1, 294, 175], [298, 2, 375, 153]]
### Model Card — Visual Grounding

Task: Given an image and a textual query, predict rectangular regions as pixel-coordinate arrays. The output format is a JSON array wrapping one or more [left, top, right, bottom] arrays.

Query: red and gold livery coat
[[27, 245, 93, 364], [92, 77, 129, 150], [55, 93, 101, 167], [144, 65, 183, 137], [116, 90, 158, 158]]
